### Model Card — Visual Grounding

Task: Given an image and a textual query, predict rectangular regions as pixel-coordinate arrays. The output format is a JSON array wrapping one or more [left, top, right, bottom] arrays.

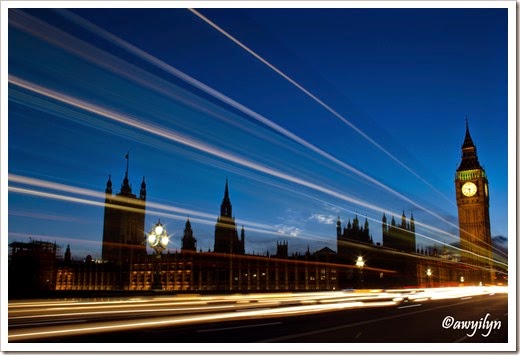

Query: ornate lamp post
[[355, 256, 365, 289], [147, 219, 169, 290]]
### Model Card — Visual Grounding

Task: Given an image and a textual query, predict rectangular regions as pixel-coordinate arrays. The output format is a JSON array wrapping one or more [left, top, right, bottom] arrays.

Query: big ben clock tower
[[455, 120, 493, 284]]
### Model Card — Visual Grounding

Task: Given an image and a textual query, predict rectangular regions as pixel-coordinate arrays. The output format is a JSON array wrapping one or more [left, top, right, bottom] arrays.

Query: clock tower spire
[[455, 120, 493, 284]]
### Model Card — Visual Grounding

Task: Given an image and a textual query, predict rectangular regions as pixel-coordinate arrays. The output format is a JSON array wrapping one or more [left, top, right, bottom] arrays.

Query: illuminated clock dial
[[485, 183, 488, 197], [461, 182, 477, 197]]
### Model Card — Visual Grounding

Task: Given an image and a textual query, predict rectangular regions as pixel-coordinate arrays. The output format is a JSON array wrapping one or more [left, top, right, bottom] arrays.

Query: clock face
[[485, 183, 488, 197], [461, 182, 477, 197]]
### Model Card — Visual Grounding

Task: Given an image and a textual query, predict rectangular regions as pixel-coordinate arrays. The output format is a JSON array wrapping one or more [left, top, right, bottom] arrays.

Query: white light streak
[[49, 9, 462, 233], [8, 10, 504, 265], [8, 287, 507, 341], [187, 8, 455, 208]]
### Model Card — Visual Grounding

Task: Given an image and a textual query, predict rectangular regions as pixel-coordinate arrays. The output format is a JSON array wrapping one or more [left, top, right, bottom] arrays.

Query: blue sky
[[7, 7, 509, 261]]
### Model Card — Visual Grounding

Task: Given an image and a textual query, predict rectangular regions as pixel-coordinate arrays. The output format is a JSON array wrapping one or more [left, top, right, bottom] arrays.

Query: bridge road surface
[[8, 289, 507, 343]]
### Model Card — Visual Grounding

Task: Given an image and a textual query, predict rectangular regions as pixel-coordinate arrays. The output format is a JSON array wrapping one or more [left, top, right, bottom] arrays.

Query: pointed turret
[[182, 217, 197, 252], [64, 244, 71, 263], [220, 178, 233, 218], [214, 178, 243, 255], [140, 176, 146, 200], [336, 216, 342, 238], [105, 175, 112, 195], [457, 119, 482, 171], [462, 117, 475, 149], [401, 211, 407, 229], [353, 215, 359, 230], [120, 153, 132, 195]]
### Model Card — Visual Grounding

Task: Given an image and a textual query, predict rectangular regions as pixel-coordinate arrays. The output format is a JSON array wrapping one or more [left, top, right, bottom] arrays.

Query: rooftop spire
[[120, 152, 132, 195], [105, 174, 112, 194], [462, 117, 475, 150], [224, 177, 229, 200], [457, 118, 482, 172], [220, 178, 233, 217]]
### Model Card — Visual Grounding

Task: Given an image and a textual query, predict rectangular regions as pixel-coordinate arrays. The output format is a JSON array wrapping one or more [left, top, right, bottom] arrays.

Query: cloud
[[275, 224, 302, 237], [492, 235, 508, 257], [492, 235, 508, 244], [309, 214, 335, 225]]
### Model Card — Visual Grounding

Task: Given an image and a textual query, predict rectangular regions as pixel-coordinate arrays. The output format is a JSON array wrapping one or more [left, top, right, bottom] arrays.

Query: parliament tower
[[455, 121, 493, 284], [214, 179, 245, 254], [102, 154, 147, 266]]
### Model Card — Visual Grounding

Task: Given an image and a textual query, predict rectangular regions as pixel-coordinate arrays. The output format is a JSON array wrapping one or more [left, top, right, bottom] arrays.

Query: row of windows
[[456, 169, 485, 181]]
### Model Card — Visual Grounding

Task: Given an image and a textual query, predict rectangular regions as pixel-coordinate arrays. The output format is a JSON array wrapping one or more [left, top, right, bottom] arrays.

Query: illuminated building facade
[[52, 245, 339, 292], [53, 179, 339, 292], [14, 134, 502, 294], [455, 121, 493, 283]]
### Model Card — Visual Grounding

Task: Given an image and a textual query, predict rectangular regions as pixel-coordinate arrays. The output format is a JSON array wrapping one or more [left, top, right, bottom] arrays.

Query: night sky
[[7, 6, 510, 262]]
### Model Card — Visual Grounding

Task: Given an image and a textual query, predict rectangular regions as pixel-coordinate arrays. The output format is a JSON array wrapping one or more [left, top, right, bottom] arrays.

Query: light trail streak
[[241, 171, 504, 263], [197, 321, 282, 332], [50, 9, 462, 233], [7, 175, 333, 247], [9, 173, 505, 268], [8, 210, 82, 223], [8, 77, 382, 220], [8, 287, 507, 341], [187, 8, 455, 208], [9, 304, 242, 321], [9, 173, 211, 221], [7, 184, 289, 243], [8, 173, 290, 235], [8, 10, 504, 265], [9, 76, 479, 263], [8, 9, 308, 168], [7, 300, 391, 340]]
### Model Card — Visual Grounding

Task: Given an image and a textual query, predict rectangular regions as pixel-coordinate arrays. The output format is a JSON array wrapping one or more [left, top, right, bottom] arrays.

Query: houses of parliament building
[[9, 124, 503, 295]]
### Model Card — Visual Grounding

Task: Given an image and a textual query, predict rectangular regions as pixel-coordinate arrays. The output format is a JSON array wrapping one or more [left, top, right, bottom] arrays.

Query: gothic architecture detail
[[336, 215, 373, 274], [382, 211, 416, 253], [337, 215, 372, 246], [276, 241, 289, 258], [25, 124, 504, 294], [455, 120, 493, 283], [102, 154, 146, 266], [181, 218, 197, 252], [214, 179, 245, 254]]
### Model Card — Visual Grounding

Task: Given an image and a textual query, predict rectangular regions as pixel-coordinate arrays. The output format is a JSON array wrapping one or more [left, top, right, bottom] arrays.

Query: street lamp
[[356, 256, 365, 289], [426, 268, 432, 288], [147, 219, 169, 290]]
